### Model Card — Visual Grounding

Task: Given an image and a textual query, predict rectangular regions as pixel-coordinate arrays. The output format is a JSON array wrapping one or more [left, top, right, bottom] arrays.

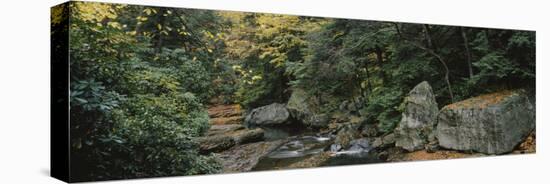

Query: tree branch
[[393, 23, 455, 102]]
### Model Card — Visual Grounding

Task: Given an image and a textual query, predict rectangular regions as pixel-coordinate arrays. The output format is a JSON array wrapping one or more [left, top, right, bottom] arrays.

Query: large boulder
[[395, 81, 439, 151], [245, 103, 290, 127], [286, 89, 330, 128], [436, 90, 535, 154]]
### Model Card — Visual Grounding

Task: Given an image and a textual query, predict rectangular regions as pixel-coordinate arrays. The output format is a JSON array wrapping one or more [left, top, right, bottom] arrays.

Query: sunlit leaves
[[143, 8, 156, 16], [72, 1, 121, 23], [51, 3, 67, 26]]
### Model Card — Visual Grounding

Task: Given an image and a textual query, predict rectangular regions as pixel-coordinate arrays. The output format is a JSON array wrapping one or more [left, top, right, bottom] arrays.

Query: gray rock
[[382, 133, 396, 145], [234, 128, 265, 144], [347, 102, 358, 112], [309, 114, 330, 128], [339, 100, 349, 111], [198, 125, 265, 153], [198, 135, 236, 153], [361, 123, 379, 137], [348, 138, 371, 151], [205, 124, 244, 136], [334, 122, 361, 148], [395, 81, 439, 151], [245, 103, 290, 127], [286, 89, 329, 128], [217, 140, 286, 173], [371, 133, 396, 149], [330, 144, 343, 152], [425, 142, 439, 153], [436, 90, 535, 154], [372, 138, 383, 148]]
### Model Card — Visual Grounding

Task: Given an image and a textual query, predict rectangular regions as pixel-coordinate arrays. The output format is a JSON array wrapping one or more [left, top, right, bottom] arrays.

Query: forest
[[52, 2, 535, 181]]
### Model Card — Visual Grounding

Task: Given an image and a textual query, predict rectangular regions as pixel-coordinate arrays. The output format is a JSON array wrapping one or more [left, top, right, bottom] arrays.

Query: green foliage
[[471, 52, 519, 84], [123, 64, 181, 95], [67, 2, 221, 181], [210, 59, 239, 104], [116, 93, 210, 137], [289, 19, 535, 133], [360, 87, 403, 133], [64, 2, 536, 180], [120, 49, 213, 101], [458, 30, 535, 99], [91, 93, 218, 179], [235, 76, 279, 108], [70, 79, 123, 112], [177, 58, 213, 101], [221, 13, 326, 108]]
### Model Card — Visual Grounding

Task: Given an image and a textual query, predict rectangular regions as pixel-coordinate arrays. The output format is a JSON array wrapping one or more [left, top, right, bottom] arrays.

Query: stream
[[252, 126, 382, 171]]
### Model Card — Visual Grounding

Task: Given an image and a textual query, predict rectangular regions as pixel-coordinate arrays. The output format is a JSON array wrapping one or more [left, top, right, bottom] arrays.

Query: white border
[[0, 0, 547, 183]]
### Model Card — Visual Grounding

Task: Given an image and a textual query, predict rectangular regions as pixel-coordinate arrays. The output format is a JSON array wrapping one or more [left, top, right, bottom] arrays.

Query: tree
[[220, 12, 326, 108], [67, 2, 222, 180]]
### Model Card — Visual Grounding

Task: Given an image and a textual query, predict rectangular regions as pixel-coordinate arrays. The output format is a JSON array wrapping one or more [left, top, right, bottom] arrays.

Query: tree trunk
[[394, 23, 454, 102], [423, 24, 435, 50], [362, 56, 372, 98], [460, 27, 474, 79], [375, 46, 385, 82], [422, 25, 454, 102], [155, 8, 166, 54], [134, 7, 144, 39]]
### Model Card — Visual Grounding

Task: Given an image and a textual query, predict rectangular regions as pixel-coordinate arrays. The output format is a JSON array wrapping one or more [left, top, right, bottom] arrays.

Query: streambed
[[252, 127, 382, 171]]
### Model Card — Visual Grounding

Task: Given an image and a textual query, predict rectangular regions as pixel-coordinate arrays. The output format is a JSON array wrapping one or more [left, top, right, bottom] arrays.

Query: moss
[[444, 90, 515, 110]]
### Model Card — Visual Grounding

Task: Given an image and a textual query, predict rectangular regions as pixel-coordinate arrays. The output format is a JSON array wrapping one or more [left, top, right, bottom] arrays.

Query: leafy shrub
[[70, 79, 123, 112], [360, 87, 404, 133], [123, 65, 182, 95], [94, 93, 217, 179], [67, 3, 221, 180], [177, 59, 213, 102]]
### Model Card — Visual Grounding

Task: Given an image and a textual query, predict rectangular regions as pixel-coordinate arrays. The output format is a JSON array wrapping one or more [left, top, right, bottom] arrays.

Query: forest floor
[[388, 150, 484, 162]]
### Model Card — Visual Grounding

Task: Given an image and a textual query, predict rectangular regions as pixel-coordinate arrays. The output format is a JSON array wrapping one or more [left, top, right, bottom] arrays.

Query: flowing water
[[252, 126, 382, 171]]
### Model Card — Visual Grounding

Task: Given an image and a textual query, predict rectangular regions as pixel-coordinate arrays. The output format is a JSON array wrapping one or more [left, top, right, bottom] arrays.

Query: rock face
[[436, 90, 535, 154], [372, 133, 396, 149], [245, 103, 290, 127], [395, 81, 439, 151], [333, 122, 361, 150], [198, 135, 236, 153], [207, 104, 243, 119], [348, 138, 371, 152], [208, 104, 244, 125], [361, 123, 379, 137], [198, 124, 264, 153], [286, 89, 329, 128], [217, 140, 286, 173]]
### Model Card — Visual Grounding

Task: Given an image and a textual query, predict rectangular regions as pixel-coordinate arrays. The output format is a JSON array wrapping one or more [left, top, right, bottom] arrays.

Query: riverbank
[[200, 100, 536, 173]]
